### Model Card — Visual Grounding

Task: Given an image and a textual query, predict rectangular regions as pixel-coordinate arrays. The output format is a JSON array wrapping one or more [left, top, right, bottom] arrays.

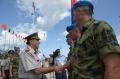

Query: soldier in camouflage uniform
[[12, 47, 20, 79], [68, 1, 120, 79], [0, 54, 3, 79], [66, 30, 75, 79], [12, 56, 19, 79], [66, 25, 81, 79], [1, 50, 14, 79]]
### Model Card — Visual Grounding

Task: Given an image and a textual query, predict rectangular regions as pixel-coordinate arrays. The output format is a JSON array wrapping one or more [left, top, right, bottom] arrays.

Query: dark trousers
[[41, 75, 47, 79], [55, 70, 67, 79], [5, 70, 10, 79]]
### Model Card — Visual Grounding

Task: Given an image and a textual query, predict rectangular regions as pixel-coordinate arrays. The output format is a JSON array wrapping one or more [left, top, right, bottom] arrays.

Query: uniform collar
[[27, 46, 40, 62], [27, 45, 36, 54], [83, 18, 95, 29], [74, 38, 81, 47]]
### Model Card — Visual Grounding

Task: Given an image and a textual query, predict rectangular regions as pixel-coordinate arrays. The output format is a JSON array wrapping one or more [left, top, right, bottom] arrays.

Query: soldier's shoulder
[[93, 20, 112, 31], [93, 20, 107, 25]]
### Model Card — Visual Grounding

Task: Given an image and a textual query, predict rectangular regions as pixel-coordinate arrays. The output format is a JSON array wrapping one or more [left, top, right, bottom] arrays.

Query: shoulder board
[[93, 20, 105, 25], [25, 49, 29, 52]]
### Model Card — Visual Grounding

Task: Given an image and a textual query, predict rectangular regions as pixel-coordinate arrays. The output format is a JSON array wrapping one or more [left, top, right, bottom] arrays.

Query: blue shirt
[[54, 55, 67, 66]]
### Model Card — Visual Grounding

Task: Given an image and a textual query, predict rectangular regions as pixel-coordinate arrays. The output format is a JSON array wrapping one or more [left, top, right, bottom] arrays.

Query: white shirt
[[19, 46, 42, 79]]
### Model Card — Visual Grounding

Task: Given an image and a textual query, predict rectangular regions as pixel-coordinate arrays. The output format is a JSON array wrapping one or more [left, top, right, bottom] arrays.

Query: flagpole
[[15, 35, 16, 47], [32, 1, 36, 25], [4, 31, 6, 51], [15, 34, 17, 47], [1, 24, 7, 51], [8, 29, 10, 50], [9, 33, 10, 50], [14, 34, 17, 48], [13, 32, 15, 49]]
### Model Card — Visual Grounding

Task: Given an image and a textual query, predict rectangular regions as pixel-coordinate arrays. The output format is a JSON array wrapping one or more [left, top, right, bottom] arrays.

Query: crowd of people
[[0, 0, 120, 79], [0, 47, 20, 79], [0, 46, 67, 79]]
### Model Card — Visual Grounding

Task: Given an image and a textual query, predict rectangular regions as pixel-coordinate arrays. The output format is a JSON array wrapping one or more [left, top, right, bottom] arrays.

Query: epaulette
[[94, 20, 103, 25], [93, 20, 108, 27], [25, 49, 29, 52]]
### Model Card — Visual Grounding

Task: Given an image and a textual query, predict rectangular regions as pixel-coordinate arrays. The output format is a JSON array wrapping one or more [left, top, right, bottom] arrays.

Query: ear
[[29, 40, 33, 44], [74, 29, 78, 33]]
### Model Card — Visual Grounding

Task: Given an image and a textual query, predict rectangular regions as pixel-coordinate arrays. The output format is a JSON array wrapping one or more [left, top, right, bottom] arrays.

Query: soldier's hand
[[69, 55, 75, 64], [63, 63, 70, 68], [64, 55, 75, 69], [54, 66, 64, 73]]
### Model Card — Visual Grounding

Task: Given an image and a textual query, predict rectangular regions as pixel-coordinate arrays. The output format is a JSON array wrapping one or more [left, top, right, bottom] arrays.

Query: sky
[[0, 0, 120, 57]]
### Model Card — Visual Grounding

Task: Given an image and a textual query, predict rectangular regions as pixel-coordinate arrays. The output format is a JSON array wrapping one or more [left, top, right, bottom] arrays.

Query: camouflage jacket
[[67, 42, 78, 79], [12, 55, 19, 79], [67, 47, 74, 79], [71, 19, 120, 79]]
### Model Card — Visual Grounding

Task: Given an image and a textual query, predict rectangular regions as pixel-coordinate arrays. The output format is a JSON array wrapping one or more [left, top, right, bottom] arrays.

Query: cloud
[[36, 16, 45, 25], [0, 0, 71, 50], [57, 38, 63, 41], [38, 31, 47, 41], [56, 31, 68, 42], [17, 0, 71, 30], [117, 35, 120, 44], [15, 0, 71, 43], [60, 11, 71, 20], [61, 31, 68, 36], [14, 24, 47, 42]]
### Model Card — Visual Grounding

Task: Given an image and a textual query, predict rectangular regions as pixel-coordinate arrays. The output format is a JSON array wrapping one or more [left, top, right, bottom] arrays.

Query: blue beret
[[66, 24, 76, 32], [72, 1, 94, 14]]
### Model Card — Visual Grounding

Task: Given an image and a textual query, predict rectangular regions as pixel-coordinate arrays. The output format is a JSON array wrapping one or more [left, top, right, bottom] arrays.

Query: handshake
[[53, 55, 75, 73], [53, 65, 67, 73]]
